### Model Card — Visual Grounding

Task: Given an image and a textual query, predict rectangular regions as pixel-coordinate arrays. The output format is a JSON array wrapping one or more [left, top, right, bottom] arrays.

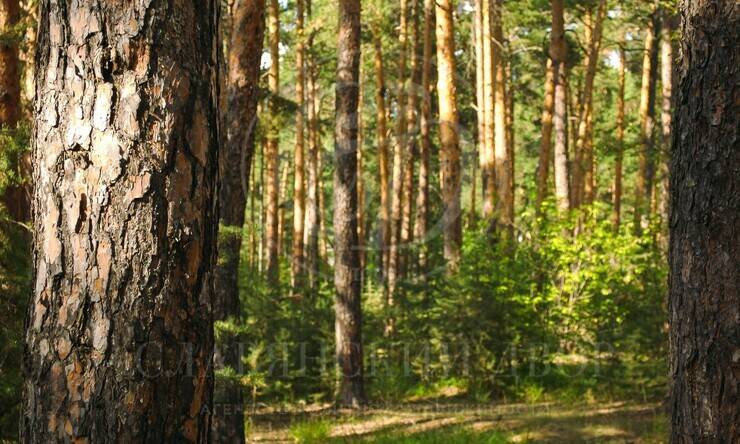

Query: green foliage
[[289, 419, 332, 443], [0, 125, 30, 194]]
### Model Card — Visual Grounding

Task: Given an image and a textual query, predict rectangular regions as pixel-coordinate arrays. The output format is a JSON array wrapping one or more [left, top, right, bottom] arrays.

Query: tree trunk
[[414, 0, 433, 272], [669, 1, 739, 441], [635, 13, 658, 233], [505, 55, 515, 223], [551, 0, 570, 212], [304, 0, 321, 290], [657, 11, 674, 240], [212, 1, 265, 442], [536, 57, 555, 211], [265, 0, 281, 282], [292, 0, 306, 290], [357, 67, 366, 285], [492, 0, 512, 234], [386, 0, 409, 330], [481, 0, 496, 219], [436, 0, 462, 272], [278, 162, 289, 258], [613, 41, 625, 228], [333, 0, 365, 408], [574, 0, 606, 206], [23, 2, 220, 441], [473, 0, 485, 220], [0, 0, 28, 222], [373, 26, 390, 283]]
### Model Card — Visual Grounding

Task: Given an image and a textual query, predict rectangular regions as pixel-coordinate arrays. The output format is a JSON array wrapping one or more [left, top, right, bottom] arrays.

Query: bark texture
[[333, 0, 365, 408], [669, 1, 739, 441], [436, 0, 462, 271], [212, 0, 266, 442], [23, 1, 220, 442]]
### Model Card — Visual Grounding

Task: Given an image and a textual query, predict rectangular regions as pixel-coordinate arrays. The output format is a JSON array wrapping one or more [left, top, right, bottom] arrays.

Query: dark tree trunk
[[212, 0, 266, 442], [333, 0, 365, 408], [23, 1, 220, 442], [669, 1, 739, 442]]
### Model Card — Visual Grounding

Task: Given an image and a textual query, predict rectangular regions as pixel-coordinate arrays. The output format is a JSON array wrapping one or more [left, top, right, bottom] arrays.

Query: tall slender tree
[[373, 24, 391, 282], [304, 0, 321, 290], [333, 0, 365, 408], [551, 0, 570, 212], [265, 0, 281, 282], [536, 57, 555, 211], [473, 0, 486, 219], [436, 0, 462, 271], [657, 11, 674, 235], [481, 0, 496, 218], [212, 1, 266, 441], [613, 40, 626, 228], [23, 1, 220, 441], [492, 0, 512, 233], [669, 1, 738, 441], [292, 0, 307, 289]]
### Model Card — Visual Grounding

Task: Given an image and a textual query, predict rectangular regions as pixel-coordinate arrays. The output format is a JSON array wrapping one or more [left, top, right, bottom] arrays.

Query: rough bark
[[212, 1, 266, 442], [414, 0, 433, 272], [492, 0, 512, 234], [669, 1, 739, 441], [23, 1, 220, 442], [333, 0, 365, 408], [551, 0, 570, 212], [613, 42, 625, 228], [372, 27, 390, 283], [265, 0, 281, 282], [635, 13, 658, 232], [536, 57, 555, 212], [292, 0, 306, 289], [436, 0, 462, 271]]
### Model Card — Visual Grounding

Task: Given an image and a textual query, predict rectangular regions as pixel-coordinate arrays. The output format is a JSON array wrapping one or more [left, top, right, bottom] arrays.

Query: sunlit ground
[[246, 400, 668, 443]]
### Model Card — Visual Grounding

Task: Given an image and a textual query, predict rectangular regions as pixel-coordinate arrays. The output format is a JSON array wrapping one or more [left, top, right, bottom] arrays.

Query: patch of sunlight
[[580, 424, 629, 439]]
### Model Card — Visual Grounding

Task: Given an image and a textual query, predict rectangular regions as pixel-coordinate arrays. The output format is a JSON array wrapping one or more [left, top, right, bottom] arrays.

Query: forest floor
[[245, 399, 668, 443]]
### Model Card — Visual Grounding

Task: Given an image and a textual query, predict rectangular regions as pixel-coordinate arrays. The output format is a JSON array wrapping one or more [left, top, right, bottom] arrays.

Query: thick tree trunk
[[613, 42, 625, 228], [635, 14, 658, 232], [265, 0, 281, 282], [292, 0, 306, 289], [304, 0, 321, 290], [373, 27, 390, 283], [551, 0, 570, 212], [23, 2, 220, 442], [669, 1, 739, 441], [574, 0, 606, 206], [536, 57, 555, 211], [492, 0, 512, 234], [436, 0, 462, 272], [0, 0, 28, 222], [414, 0, 433, 272], [212, 1, 265, 442], [333, 0, 365, 408]]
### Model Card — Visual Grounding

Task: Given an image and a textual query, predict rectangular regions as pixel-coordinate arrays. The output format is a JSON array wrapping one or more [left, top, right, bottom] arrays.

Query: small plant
[[289, 419, 332, 443]]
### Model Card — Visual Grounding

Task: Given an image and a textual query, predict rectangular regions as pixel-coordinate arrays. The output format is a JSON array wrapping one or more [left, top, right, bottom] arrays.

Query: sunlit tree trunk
[[292, 0, 306, 289], [22, 1, 220, 441], [414, 0, 433, 273], [213, 1, 266, 441], [373, 27, 391, 283], [481, 0, 496, 218], [386, 0, 409, 331], [634, 13, 658, 233], [613, 41, 626, 229], [492, 0, 512, 234], [304, 0, 321, 290], [473, 0, 485, 220], [669, 1, 739, 441], [574, 0, 606, 206], [657, 12, 674, 241], [0, 0, 28, 222], [265, 0, 281, 282], [357, 67, 366, 284], [551, 0, 570, 212], [536, 57, 555, 212], [436, 0, 462, 271], [333, 0, 365, 408]]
